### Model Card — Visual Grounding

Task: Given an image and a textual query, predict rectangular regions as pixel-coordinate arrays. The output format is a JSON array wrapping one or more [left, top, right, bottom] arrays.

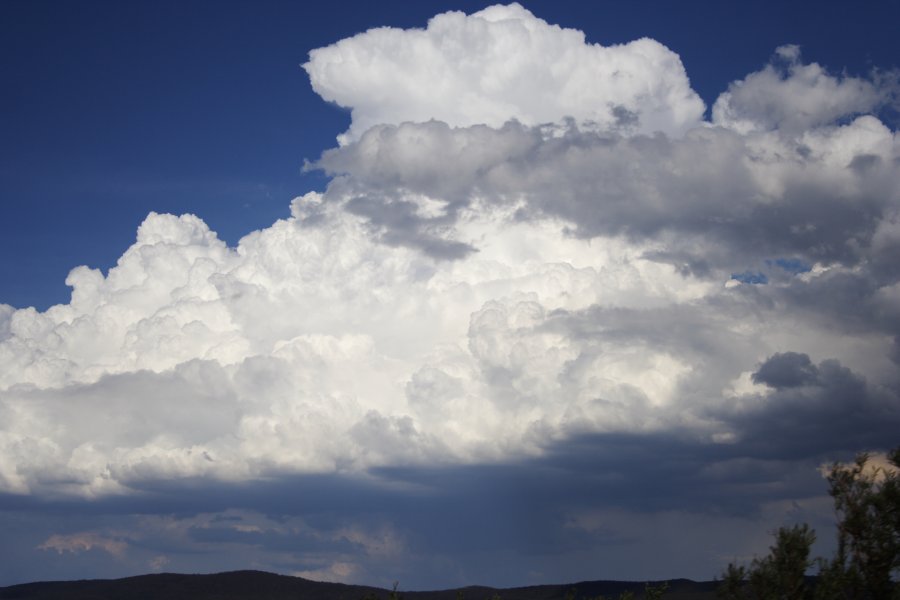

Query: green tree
[[818, 448, 900, 600], [644, 581, 670, 600], [719, 447, 900, 600], [719, 524, 815, 600], [719, 563, 749, 600]]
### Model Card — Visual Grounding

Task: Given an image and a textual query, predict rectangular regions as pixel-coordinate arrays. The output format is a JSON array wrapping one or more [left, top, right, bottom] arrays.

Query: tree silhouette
[[817, 447, 900, 600], [719, 447, 900, 600]]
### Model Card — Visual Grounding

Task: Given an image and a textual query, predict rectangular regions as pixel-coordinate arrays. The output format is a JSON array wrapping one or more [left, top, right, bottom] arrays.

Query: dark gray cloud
[[343, 194, 476, 260], [2, 411, 875, 587], [752, 352, 819, 388], [314, 116, 897, 278], [715, 355, 900, 460]]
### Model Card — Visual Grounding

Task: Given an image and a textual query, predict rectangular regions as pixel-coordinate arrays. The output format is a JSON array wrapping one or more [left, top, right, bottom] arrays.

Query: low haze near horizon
[[1, 0, 899, 590]]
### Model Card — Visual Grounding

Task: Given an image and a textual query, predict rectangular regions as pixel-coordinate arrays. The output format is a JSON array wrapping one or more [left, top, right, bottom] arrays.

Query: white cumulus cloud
[[1, 5, 899, 503], [304, 3, 705, 143], [712, 44, 896, 134]]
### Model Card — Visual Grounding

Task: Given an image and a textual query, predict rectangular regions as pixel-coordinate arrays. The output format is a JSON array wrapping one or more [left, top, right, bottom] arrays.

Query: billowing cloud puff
[[751, 352, 819, 389], [1, 10, 899, 587], [2, 197, 729, 496], [316, 113, 899, 274], [3, 119, 899, 498], [712, 45, 897, 134], [304, 3, 705, 143]]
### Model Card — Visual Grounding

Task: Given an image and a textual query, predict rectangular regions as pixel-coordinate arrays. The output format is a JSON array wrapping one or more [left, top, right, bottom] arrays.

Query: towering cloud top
[[304, 3, 706, 143]]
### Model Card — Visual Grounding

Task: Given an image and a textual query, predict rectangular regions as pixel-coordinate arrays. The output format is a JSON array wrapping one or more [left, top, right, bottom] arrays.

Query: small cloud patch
[[38, 532, 128, 558], [752, 352, 819, 389]]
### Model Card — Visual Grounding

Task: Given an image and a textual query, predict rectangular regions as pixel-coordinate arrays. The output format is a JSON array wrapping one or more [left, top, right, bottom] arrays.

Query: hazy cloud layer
[[1, 3, 899, 589]]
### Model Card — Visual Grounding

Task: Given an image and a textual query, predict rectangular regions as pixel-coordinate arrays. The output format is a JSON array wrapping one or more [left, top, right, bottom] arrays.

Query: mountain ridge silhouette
[[0, 569, 719, 600]]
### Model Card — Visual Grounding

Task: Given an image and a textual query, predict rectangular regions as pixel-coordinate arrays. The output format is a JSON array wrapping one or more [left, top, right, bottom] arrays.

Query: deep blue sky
[[2, 0, 898, 310]]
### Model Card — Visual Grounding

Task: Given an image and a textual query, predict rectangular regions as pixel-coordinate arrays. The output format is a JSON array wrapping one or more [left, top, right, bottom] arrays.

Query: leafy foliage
[[820, 448, 900, 600], [719, 448, 900, 600]]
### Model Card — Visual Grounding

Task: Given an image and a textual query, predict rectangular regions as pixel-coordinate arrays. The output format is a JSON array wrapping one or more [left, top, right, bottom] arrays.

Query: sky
[[1, 0, 899, 590]]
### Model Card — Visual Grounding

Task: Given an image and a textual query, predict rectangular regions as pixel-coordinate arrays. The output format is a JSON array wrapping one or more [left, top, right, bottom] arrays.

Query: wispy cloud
[[38, 532, 128, 558]]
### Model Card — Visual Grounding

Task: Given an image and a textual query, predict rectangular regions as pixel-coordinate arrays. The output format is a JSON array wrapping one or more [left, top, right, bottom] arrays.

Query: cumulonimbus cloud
[[1, 4, 899, 501]]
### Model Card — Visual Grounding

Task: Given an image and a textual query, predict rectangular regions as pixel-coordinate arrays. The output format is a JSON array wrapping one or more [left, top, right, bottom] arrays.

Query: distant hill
[[0, 570, 720, 600]]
